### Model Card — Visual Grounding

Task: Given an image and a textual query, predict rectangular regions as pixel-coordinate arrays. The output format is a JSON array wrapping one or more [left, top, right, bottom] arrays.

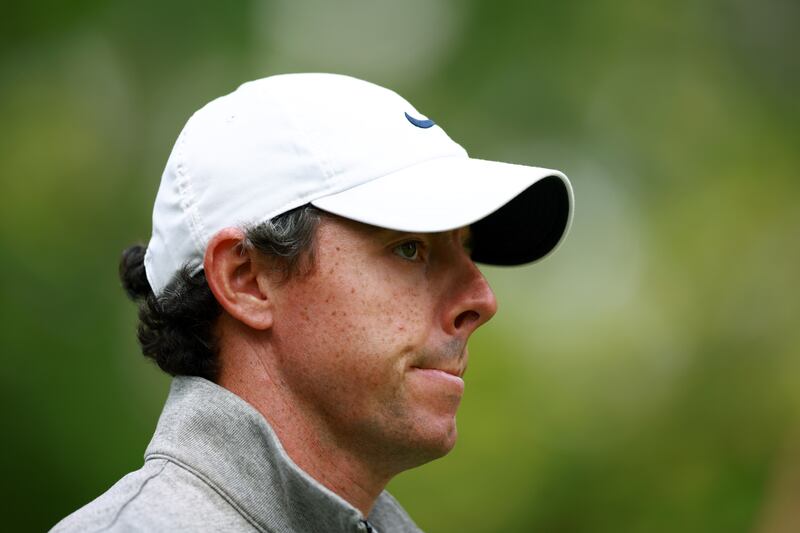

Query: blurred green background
[[2, 1, 798, 531]]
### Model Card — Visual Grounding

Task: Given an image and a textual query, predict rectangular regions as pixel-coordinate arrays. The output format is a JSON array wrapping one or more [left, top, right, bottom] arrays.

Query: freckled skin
[[263, 217, 498, 472]]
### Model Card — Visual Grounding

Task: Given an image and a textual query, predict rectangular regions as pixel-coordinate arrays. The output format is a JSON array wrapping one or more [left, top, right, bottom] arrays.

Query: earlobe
[[204, 228, 274, 330]]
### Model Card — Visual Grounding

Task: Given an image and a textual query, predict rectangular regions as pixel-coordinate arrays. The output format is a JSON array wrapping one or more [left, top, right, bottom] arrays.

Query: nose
[[444, 255, 498, 337]]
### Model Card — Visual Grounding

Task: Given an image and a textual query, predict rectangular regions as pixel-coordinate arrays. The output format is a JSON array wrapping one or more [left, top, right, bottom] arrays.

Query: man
[[52, 73, 573, 532]]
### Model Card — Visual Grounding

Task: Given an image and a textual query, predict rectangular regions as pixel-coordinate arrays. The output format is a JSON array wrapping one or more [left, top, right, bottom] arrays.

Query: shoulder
[[50, 458, 257, 533]]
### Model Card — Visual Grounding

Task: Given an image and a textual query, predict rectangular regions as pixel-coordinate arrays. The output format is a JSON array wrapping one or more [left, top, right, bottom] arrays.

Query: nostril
[[454, 310, 480, 331]]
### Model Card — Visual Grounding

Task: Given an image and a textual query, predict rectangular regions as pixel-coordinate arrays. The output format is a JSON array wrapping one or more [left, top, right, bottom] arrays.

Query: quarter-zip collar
[[145, 376, 414, 532]]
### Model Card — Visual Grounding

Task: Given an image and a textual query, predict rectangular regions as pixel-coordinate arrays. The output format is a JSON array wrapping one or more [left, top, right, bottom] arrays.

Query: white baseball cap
[[144, 73, 574, 296]]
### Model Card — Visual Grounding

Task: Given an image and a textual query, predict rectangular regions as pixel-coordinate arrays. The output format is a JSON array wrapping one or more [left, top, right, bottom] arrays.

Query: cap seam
[[270, 88, 338, 187], [174, 123, 208, 259]]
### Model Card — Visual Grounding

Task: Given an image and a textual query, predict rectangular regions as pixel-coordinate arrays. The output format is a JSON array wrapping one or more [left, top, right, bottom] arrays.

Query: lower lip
[[410, 367, 465, 393]]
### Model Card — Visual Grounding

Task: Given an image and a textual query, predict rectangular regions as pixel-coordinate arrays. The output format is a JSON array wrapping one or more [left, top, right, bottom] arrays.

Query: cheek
[[274, 283, 391, 378], [272, 263, 434, 386], [320, 267, 426, 342]]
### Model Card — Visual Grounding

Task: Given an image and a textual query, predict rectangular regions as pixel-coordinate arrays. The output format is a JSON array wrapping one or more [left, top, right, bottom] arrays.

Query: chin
[[408, 418, 459, 465]]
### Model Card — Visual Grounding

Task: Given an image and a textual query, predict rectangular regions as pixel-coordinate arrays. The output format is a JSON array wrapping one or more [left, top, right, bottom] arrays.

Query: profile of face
[[263, 215, 498, 471]]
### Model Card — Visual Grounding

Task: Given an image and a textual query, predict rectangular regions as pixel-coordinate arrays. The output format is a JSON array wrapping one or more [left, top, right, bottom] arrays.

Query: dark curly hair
[[119, 205, 323, 381]]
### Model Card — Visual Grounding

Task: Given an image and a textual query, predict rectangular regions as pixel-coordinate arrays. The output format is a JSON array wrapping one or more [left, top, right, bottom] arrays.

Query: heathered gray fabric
[[51, 376, 424, 533]]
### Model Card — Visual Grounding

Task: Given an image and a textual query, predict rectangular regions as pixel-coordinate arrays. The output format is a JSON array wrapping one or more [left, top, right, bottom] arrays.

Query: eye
[[393, 240, 421, 261]]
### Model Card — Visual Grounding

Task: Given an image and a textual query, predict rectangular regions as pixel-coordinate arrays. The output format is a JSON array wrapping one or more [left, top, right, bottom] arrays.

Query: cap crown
[[145, 73, 466, 295]]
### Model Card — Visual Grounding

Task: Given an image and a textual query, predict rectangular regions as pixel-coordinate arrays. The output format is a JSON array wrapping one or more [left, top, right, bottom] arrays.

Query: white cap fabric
[[144, 73, 573, 296]]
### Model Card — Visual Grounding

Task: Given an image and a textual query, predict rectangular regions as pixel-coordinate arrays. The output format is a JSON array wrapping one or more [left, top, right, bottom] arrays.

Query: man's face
[[264, 215, 497, 470]]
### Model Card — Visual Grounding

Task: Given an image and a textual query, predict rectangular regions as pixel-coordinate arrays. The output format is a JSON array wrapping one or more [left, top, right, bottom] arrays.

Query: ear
[[204, 227, 273, 330]]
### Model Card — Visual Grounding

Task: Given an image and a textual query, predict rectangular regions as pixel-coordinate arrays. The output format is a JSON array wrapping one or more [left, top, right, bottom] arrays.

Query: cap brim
[[311, 156, 573, 266]]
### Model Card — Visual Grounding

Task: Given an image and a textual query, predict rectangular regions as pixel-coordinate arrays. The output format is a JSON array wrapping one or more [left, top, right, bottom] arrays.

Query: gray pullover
[[51, 376, 423, 532]]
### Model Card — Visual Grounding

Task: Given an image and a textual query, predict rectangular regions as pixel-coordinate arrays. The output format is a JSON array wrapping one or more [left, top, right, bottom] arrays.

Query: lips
[[410, 366, 464, 378], [409, 343, 468, 395], [409, 366, 466, 394], [410, 344, 468, 377]]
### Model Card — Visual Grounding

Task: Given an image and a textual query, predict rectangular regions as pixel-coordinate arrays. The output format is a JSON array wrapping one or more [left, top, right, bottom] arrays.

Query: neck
[[217, 332, 392, 516]]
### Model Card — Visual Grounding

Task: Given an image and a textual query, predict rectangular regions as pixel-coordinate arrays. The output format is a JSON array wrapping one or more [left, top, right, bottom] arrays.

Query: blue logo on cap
[[405, 112, 435, 129]]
